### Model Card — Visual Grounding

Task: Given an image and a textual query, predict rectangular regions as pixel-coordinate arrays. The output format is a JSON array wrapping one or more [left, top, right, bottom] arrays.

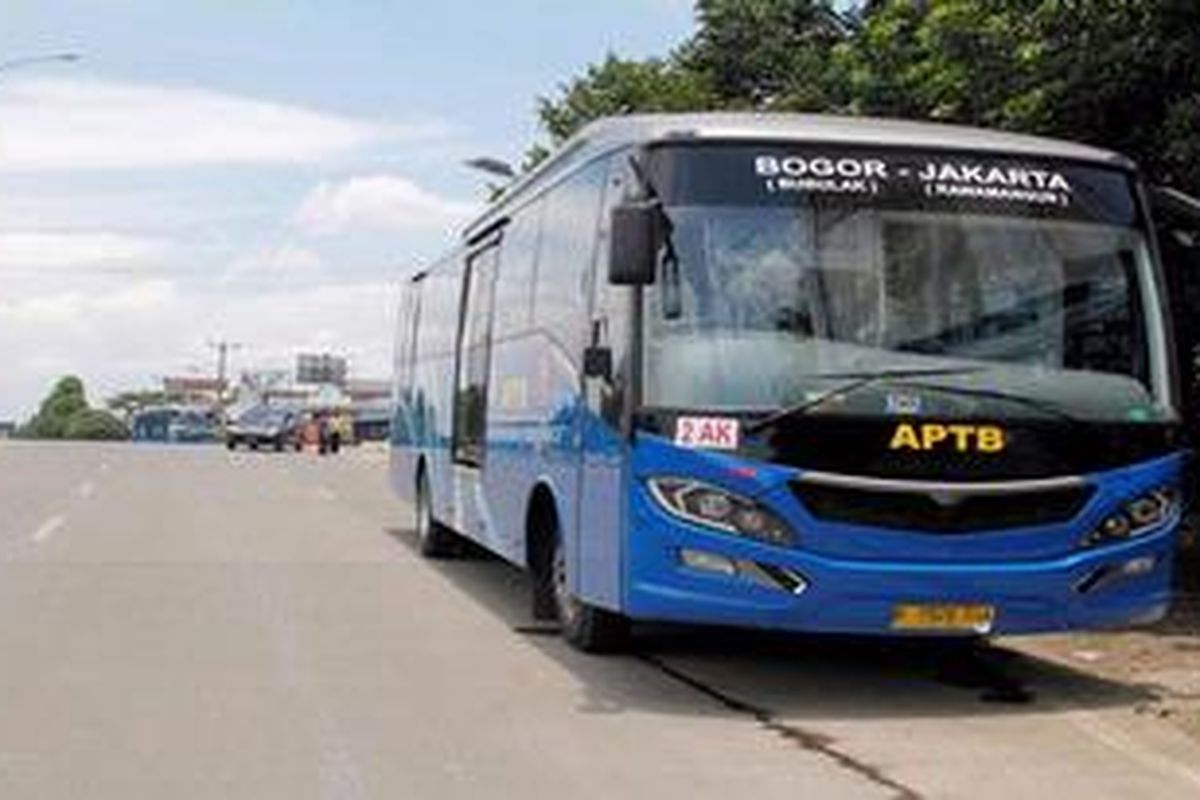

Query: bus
[[390, 113, 1186, 652]]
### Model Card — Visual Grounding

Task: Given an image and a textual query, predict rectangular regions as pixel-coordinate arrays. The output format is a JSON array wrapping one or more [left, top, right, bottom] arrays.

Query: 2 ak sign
[[675, 416, 741, 451]]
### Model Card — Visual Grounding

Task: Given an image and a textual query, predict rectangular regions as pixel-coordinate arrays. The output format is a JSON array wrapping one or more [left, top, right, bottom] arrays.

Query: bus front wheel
[[550, 535, 629, 653]]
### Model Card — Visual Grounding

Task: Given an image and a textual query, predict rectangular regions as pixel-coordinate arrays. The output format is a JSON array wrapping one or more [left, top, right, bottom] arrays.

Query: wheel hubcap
[[416, 480, 430, 542], [552, 540, 580, 628]]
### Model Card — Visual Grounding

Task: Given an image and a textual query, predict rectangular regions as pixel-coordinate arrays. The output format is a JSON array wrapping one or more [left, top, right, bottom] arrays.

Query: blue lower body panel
[[627, 526, 1174, 635], [624, 439, 1181, 637]]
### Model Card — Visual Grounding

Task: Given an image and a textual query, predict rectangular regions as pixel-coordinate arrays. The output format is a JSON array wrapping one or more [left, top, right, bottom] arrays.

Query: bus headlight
[[648, 477, 794, 547], [1082, 487, 1180, 548]]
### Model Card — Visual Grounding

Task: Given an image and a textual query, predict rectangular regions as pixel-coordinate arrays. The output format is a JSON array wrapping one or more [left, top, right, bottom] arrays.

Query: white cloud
[[295, 174, 477, 235], [0, 279, 176, 327], [0, 78, 448, 172], [221, 243, 327, 285], [0, 231, 167, 269], [0, 80, 461, 417]]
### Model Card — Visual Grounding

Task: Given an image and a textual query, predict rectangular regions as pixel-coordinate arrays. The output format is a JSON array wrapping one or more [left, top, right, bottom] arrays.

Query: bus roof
[[466, 112, 1135, 239]]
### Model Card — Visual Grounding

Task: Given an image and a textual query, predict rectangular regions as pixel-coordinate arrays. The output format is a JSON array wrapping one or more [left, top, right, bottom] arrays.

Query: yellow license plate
[[891, 604, 996, 633]]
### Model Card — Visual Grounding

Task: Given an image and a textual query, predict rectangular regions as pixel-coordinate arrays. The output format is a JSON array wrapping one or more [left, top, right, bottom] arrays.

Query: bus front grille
[[790, 473, 1095, 534]]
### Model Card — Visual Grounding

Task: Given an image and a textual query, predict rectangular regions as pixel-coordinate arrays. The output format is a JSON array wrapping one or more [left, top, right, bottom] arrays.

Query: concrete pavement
[[0, 441, 1196, 799]]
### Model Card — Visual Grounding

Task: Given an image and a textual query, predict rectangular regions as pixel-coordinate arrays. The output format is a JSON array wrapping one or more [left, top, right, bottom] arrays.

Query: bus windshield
[[643, 145, 1172, 423]]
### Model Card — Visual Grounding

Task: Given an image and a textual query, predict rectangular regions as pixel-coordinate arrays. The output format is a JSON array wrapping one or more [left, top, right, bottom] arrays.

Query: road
[[0, 441, 1197, 799]]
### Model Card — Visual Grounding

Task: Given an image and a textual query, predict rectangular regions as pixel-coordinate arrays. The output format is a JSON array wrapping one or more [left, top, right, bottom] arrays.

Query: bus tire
[[415, 469, 459, 559], [551, 532, 629, 654]]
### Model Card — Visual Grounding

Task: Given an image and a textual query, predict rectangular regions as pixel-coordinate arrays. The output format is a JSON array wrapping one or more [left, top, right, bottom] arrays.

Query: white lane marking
[[31, 515, 65, 544], [316, 486, 337, 502], [76, 480, 96, 499]]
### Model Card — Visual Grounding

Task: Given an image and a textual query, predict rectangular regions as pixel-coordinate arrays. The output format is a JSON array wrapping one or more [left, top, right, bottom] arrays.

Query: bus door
[[451, 239, 501, 547], [577, 153, 635, 610]]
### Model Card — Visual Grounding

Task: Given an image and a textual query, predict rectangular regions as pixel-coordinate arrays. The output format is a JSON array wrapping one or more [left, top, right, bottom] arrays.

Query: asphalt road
[[0, 441, 1198, 799]]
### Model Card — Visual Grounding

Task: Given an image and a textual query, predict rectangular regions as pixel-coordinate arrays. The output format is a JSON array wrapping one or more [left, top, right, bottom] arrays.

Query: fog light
[[1121, 556, 1157, 576], [1075, 556, 1159, 595], [680, 548, 737, 577], [679, 550, 810, 595]]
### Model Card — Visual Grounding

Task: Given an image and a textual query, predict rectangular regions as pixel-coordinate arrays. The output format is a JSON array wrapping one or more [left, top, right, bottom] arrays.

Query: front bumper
[[625, 470, 1180, 636]]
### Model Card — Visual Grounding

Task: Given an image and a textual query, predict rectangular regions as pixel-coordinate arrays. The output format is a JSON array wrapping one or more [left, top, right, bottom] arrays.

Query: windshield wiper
[[745, 367, 987, 435], [898, 380, 1084, 425]]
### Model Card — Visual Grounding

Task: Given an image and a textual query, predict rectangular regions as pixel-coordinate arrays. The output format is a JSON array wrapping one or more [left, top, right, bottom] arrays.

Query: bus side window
[[494, 199, 543, 340], [534, 161, 608, 364]]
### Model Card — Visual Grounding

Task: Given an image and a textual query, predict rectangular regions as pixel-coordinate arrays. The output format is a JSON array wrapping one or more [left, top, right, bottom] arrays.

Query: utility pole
[[207, 340, 245, 404]]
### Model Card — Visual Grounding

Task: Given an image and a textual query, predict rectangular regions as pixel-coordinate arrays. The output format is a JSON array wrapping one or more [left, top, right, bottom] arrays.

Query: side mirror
[[609, 202, 661, 286]]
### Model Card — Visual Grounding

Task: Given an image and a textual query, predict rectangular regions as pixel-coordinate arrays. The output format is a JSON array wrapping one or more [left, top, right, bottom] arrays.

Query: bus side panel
[[478, 330, 584, 568], [577, 407, 628, 611], [537, 334, 585, 580], [479, 334, 547, 565]]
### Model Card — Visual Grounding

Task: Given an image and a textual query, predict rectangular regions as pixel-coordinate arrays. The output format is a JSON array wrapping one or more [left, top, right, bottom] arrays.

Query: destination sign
[[755, 154, 1075, 208], [649, 145, 1140, 226]]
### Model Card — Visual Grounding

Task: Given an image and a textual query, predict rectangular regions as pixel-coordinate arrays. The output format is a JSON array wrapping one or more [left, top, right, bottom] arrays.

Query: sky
[[0, 0, 697, 418]]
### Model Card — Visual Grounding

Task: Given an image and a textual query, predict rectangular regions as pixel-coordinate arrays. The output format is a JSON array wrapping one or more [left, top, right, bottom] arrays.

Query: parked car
[[225, 406, 301, 451], [132, 406, 219, 444]]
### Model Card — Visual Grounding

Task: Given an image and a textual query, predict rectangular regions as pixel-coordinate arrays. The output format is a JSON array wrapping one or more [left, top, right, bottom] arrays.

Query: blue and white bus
[[391, 114, 1186, 651]]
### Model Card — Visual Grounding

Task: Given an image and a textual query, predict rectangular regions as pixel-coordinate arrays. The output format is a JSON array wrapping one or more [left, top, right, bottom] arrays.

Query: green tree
[[20, 376, 130, 441], [536, 54, 717, 147], [682, 0, 854, 111], [841, 0, 1200, 191], [62, 409, 130, 441], [21, 376, 88, 439], [533, 2, 853, 150], [1020, 0, 1200, 191]]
